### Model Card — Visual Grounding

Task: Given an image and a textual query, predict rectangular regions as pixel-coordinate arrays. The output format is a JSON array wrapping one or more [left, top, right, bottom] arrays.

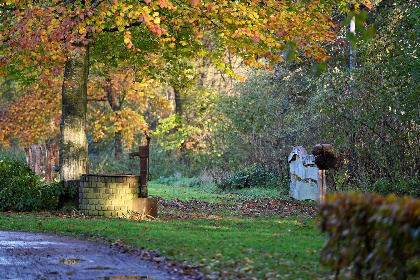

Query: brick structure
[[79, 174, 146, 217]]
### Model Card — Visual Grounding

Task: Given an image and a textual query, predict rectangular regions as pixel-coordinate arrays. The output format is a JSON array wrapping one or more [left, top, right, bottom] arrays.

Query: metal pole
[[349, 3, 357, 181], [349, 4, 356, 75]]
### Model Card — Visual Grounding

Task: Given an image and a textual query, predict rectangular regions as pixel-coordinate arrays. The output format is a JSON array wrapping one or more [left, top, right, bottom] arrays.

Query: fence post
[[25, 144, 59, 182], [45, 144, 59, 183], [318, 170, 327, 204], [29, 145, 43, 175], [24, 147, 33, 171]]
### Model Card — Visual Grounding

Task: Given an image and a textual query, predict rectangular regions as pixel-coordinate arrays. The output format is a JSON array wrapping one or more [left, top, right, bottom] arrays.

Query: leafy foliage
[[370, 177, 420, 198], [0, 156, 65, 211], [319, 192, 420, 279], [0, 81, 62, 148], [151, 86, 221, 177], [154, 175, 179, 185], [216, 164, 287, 194], [87, 68, 172, 157], [0, 0, 360, 85], [212, 63, 328, 179]]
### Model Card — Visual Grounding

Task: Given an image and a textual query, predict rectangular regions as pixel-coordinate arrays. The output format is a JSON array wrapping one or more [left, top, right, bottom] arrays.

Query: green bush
[[155, 175, 179, 185], [0, 156, 65, 211], [319, 192, 420, 279], [370, 177, 420, 197], [216, 164, 286, 191]]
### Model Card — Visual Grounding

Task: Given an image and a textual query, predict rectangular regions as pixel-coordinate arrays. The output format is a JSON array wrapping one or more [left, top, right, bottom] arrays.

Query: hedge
[[319, 192, 420, 279]]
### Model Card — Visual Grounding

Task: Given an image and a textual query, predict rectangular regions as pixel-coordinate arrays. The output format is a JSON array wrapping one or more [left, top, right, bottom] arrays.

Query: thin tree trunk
[[114, 126, 123, 162], [105, 75, 124, 162], [349, 5, 358, 181], [173, 86, 182, 116], [59, 43, 89, 188]]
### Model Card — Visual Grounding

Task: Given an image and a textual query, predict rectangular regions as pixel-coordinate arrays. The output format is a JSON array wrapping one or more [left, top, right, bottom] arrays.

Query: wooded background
[[0, 0, 418, 193]]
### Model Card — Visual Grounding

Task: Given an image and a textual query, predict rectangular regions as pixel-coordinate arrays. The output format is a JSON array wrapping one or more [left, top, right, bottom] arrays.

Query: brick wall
[[79, 174, 146, 217]]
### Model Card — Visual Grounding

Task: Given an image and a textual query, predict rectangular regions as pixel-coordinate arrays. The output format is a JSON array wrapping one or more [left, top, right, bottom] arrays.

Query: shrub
[[0, 156, 64, 211], [216, 164, 286, 192], [155, 175, 179, 185], [370, 177, 420, 197], [319, 192, 420, 279]]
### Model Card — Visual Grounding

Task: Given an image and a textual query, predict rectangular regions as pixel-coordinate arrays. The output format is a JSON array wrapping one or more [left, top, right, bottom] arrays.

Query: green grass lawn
[[0, 180, 331, 279]]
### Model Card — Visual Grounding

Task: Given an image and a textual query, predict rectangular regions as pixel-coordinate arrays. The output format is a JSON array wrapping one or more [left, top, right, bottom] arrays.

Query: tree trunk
[[348, 5, 358, 181], [59, 44, 89, 188], [114, 130, 123, 162], [173, 86, 182, 116], [105, 75, 124, 162]]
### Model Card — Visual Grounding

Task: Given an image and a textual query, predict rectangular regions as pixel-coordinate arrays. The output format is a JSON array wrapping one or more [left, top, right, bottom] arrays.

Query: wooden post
[[24, 147, 33, 171], [45, 144, 59, 183], [28, 145, 43, 174], [318, 169, 326, 204]]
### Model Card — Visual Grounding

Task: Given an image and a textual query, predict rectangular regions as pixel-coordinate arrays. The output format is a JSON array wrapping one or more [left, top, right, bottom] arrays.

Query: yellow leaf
[[143, 6, 150, 14], [124, 38, 131, 44], [154, 17, 160, 24], [243, 257, 253, 264]]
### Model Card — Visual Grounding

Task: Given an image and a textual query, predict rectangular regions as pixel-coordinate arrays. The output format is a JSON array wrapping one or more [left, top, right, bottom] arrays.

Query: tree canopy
[[0, 0, 373, 185], [0, 0, 371, 80]]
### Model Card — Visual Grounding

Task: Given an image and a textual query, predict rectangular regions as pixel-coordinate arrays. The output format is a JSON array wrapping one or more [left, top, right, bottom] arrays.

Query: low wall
[[79, 174, 146, 217]]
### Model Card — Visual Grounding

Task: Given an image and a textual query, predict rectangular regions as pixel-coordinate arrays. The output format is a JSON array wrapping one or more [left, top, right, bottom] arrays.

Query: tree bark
[[349, 6, 358, 181], [105, 75, 124, 162], [173, 86, 182, 116], [114, 130, 123, 162], [59, 44, 89, 188]]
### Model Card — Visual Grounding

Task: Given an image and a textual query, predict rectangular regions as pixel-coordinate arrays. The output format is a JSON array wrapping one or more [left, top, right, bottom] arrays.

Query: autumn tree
[[0, 82, 62, 147], [0, 0, 370, 187], [88, 67, 171, 161]]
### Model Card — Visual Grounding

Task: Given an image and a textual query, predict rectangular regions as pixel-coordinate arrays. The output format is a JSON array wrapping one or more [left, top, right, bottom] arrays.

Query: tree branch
[[102, 21, 143, 32], [1, 5, 24, 11], [87, 99, 107, 102], [91, 0, 107, 9]]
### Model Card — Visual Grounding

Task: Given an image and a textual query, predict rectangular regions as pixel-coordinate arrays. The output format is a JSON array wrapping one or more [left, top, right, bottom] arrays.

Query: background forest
[[1, 0, 419, 196]]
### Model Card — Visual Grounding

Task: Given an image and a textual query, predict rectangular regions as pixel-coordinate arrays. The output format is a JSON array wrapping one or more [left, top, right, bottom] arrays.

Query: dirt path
[[0, 230, 189, 280]]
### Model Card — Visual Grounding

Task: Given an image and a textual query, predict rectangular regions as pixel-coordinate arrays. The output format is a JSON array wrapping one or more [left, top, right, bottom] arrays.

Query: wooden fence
[[24, 144, 59, 183]]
